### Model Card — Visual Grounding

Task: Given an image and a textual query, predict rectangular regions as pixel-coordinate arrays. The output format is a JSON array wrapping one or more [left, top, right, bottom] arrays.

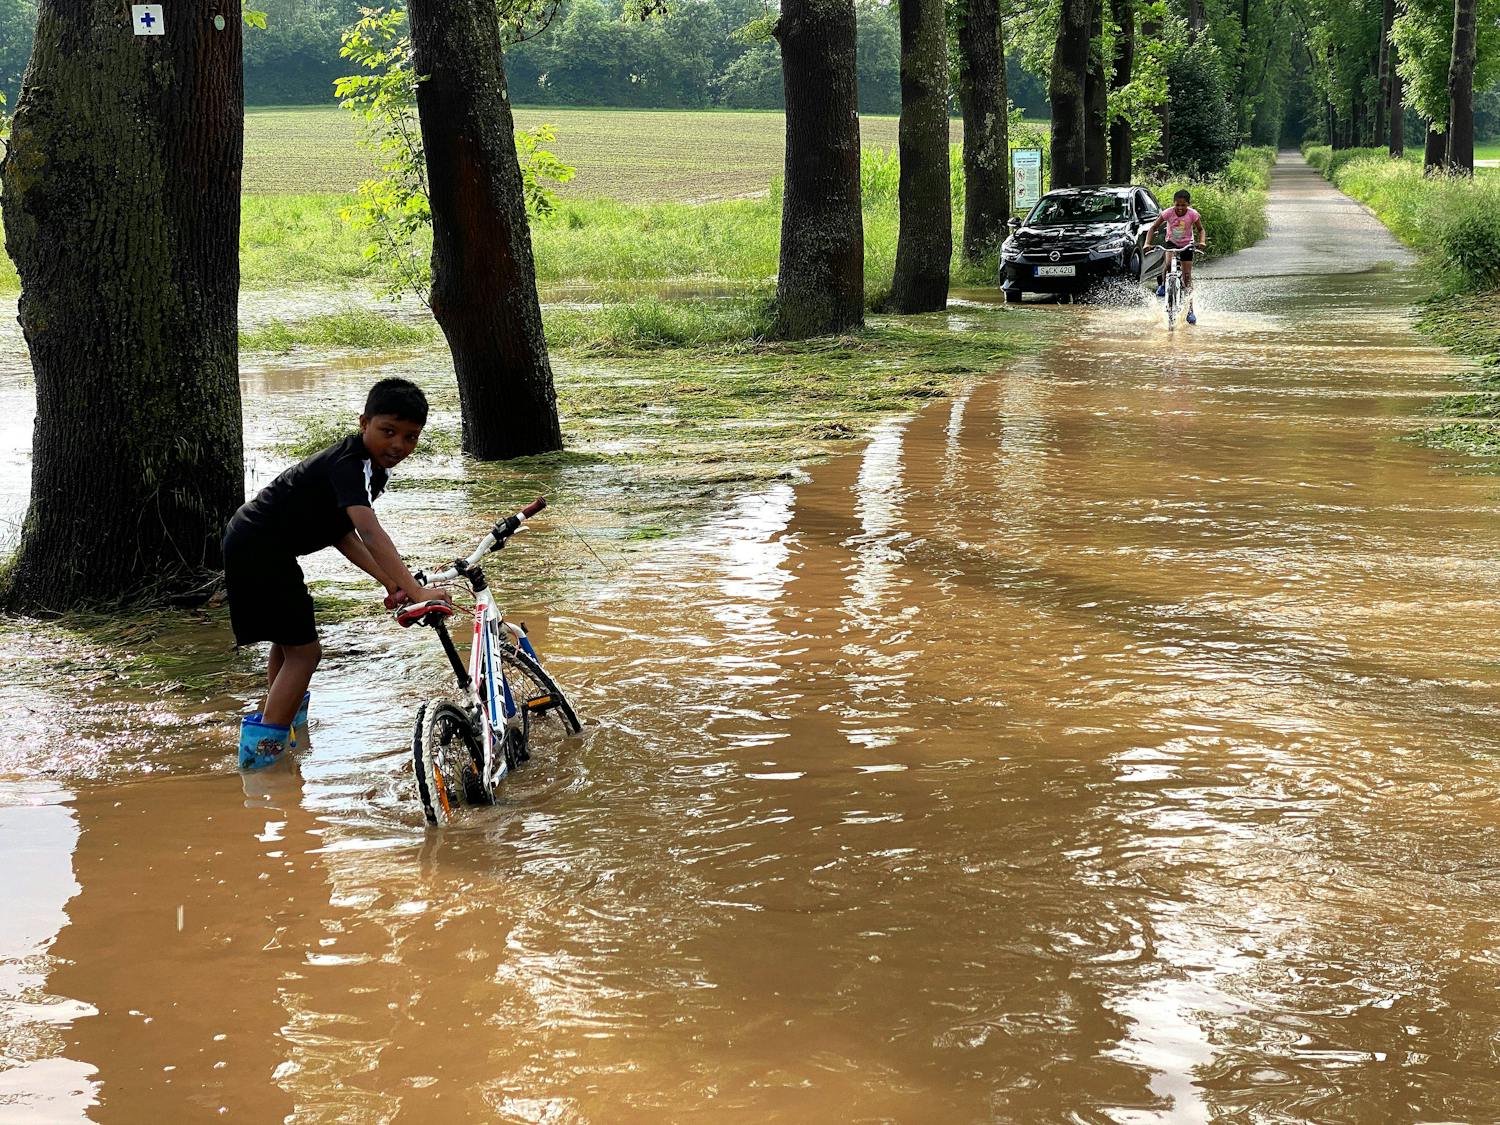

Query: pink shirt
[[1163, 206, 1200, 245]]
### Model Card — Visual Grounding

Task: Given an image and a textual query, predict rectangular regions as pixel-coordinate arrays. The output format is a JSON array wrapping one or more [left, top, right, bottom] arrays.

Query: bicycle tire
[[499, 644, 582, 764], [1165, 275, 1181, 328], [413, 698, 492, 827]]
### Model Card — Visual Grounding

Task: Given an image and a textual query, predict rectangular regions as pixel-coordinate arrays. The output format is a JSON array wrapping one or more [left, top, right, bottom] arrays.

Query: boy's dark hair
[[1173, 189, 1191, 202], [365, 377, 429, 425]]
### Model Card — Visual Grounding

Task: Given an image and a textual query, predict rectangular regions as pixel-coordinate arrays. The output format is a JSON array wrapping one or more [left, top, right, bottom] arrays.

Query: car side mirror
[[1007, 217, 1022, 230]]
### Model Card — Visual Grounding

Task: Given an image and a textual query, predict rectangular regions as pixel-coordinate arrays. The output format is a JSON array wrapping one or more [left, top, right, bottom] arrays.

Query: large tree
[[1109, 0, 1135, 182], [1, 0, 245, 611], [956, 0, 1009, 260], [888, 0, 951, 311], [1446, 0, 1477, 170], [407, 0, 562, 458], [1049, 0, 1091, 186], [1083, 0, 1109, 182], [772, 0, 865, 338]]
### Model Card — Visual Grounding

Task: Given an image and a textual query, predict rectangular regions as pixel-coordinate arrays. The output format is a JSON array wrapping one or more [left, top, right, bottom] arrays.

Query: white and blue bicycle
[[393, 498, 582, 827]]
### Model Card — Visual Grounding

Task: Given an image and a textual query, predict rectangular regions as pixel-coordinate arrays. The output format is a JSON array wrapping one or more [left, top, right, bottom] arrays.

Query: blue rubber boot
[[1155, 283, 1165, 297], [1186, 309, 1197, 325], [289, 692, 310, 750], [239, 715, 291, 771]]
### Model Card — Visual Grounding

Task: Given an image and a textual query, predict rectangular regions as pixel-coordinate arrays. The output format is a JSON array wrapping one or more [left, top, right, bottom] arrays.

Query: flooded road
[[7, 153, 1500, 1122]]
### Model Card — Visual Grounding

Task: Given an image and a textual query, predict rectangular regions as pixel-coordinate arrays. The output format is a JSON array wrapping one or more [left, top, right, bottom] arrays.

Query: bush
[[1164, 41, 1238, 177], [1436, 191, 1500, 290]]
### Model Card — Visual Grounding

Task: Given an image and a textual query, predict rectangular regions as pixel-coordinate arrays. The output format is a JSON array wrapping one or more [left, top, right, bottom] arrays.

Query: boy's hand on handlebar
[[383, 585, 453, 610]]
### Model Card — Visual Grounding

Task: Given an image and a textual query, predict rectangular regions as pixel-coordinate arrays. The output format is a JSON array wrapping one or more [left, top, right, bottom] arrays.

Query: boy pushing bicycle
[[1144, 189, 1207, 325], [224, 377, 451, 770]]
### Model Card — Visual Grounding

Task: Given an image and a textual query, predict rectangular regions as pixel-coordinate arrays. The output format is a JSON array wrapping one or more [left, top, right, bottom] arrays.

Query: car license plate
[[1034, 264, 1076, 277]]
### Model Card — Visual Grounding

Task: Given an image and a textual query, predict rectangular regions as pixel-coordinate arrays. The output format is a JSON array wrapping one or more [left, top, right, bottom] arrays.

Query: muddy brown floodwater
[[6, 154, 1500, 1122]]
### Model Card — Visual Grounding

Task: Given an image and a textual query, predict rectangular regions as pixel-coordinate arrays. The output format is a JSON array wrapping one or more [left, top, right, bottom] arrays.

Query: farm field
[[245, 104, 1050, 202]]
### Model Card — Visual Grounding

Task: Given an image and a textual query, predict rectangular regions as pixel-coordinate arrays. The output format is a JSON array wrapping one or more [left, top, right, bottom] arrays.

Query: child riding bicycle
[[1144, 189, 1207, 325], [224, 377, 452, 770]]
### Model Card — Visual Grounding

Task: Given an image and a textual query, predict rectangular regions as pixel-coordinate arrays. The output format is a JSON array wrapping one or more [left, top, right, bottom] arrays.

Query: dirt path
[[5, 153, 1500, 1122]]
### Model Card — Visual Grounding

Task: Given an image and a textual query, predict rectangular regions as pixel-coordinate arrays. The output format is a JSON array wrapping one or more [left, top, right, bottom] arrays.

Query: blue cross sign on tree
[[131, 4, 164, 35]]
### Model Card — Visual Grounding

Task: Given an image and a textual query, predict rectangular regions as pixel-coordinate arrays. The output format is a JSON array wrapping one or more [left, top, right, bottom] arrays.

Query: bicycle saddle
[[395, 600, 456, 628]]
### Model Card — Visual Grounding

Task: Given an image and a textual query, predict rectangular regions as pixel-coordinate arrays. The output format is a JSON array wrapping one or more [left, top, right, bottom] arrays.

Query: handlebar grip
[[522, 496, 547, 519]]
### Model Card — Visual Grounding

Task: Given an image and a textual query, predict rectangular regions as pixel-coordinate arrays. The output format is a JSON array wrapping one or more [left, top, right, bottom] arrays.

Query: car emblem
[[1049, 250, 1060, 262]]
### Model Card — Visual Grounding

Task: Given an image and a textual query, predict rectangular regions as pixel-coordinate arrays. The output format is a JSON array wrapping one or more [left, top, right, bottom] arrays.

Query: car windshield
[[1026, 192, 1130, 227]]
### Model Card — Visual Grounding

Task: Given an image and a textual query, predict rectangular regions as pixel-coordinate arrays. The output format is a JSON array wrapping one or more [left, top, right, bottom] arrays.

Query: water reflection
[[8, 157, 1500, 1120]]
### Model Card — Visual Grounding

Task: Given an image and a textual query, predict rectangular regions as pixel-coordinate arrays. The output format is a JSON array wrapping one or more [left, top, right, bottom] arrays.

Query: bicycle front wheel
[[500, 644, 582, 764], [413, 699, 492, 827], [1165, 276, 1181, 328]]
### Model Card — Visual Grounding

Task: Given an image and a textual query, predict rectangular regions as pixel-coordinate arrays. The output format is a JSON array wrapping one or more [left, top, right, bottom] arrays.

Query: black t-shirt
[[228, 433, 390, 557]]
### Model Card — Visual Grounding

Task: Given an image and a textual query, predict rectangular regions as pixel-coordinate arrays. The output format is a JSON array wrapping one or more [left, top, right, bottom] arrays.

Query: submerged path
[[7, 153, 1500, 1121]]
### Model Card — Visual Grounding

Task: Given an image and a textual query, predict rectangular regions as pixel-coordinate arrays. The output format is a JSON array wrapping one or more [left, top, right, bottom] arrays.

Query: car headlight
[[1091, 236, 1128, 253], [1001, 240, 1023, 261]]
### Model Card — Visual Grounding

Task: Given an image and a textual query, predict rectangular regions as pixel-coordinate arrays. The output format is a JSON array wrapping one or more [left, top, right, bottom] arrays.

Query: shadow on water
[[7, 155, 1500, 1119]]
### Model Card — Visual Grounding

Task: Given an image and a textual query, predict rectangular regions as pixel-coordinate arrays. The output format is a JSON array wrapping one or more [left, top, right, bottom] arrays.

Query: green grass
[[240, 307, 436, 352]]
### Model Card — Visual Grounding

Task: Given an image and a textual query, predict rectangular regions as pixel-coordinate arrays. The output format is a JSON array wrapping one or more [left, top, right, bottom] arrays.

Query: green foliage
[[1391, 0, 1500, 129], [335, 6, 575, 300], [0, 0, 33, 107], [1148, 148, 1272, 258], [1163, 38, 1237, 177], [1109, 0, 1182, 167], [502, 0, 903, 115]]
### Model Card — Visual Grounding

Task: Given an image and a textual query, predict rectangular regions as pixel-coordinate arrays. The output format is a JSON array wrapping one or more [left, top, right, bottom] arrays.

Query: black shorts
[[223, 526, 318, 647], [1166, 242, 1195, 262]]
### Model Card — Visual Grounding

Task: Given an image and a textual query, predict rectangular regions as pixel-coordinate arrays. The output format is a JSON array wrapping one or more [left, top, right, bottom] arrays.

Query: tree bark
[[888, 0, 951, 311], [408, 0, 561, 459], [1110, 0, 1134, 182], [1424, 120, 1446, 172], [772, 0, 864, 338], [1049, 0, 1091, 187], [1083, 0, 1109, 183], [1186, 0, 1206, 38], [1374, 59, 1387, 146], [957, 0, 1009, 260], [1445, 0, 1476, 172], [1, 0, 245, 611], [1388, 41, 1405, 156]]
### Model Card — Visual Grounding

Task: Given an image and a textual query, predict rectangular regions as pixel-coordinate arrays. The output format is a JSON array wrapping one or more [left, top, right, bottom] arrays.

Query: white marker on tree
[[131, 4, 163, 35]]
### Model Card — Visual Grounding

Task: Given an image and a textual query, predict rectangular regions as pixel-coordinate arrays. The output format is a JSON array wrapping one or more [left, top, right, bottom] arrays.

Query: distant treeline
[[0, 0, 1049, 116]]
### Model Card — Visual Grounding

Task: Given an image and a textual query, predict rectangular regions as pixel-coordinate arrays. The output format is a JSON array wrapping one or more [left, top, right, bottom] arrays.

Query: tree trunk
[[1377, 0, 1394, 148], [1424, 120, 1446, 173], [1388, 44, 1404, 156], [957, 0, 1009, 260], [408, 0, 561, 459], [1083, 0, 1109, 183], [772, 0, 864, 338], [1049, 0, 1091, 187], [1445, 0, 1476, 173], [0, 0, 245, 612], [1110, 0, 1134, 182], [888, 0, 951, 311], [1186, 0, 1206, 38]]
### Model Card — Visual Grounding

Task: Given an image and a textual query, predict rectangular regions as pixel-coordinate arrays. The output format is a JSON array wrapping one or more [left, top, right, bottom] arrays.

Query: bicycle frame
[[412, 501, 550, 793]]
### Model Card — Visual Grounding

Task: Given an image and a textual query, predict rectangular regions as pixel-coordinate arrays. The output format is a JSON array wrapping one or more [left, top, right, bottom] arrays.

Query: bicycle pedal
[[525, 694, 555, 713]]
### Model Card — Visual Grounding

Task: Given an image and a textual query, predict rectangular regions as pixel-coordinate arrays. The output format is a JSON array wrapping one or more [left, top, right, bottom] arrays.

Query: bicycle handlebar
[[424, 496, 549, 583]]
